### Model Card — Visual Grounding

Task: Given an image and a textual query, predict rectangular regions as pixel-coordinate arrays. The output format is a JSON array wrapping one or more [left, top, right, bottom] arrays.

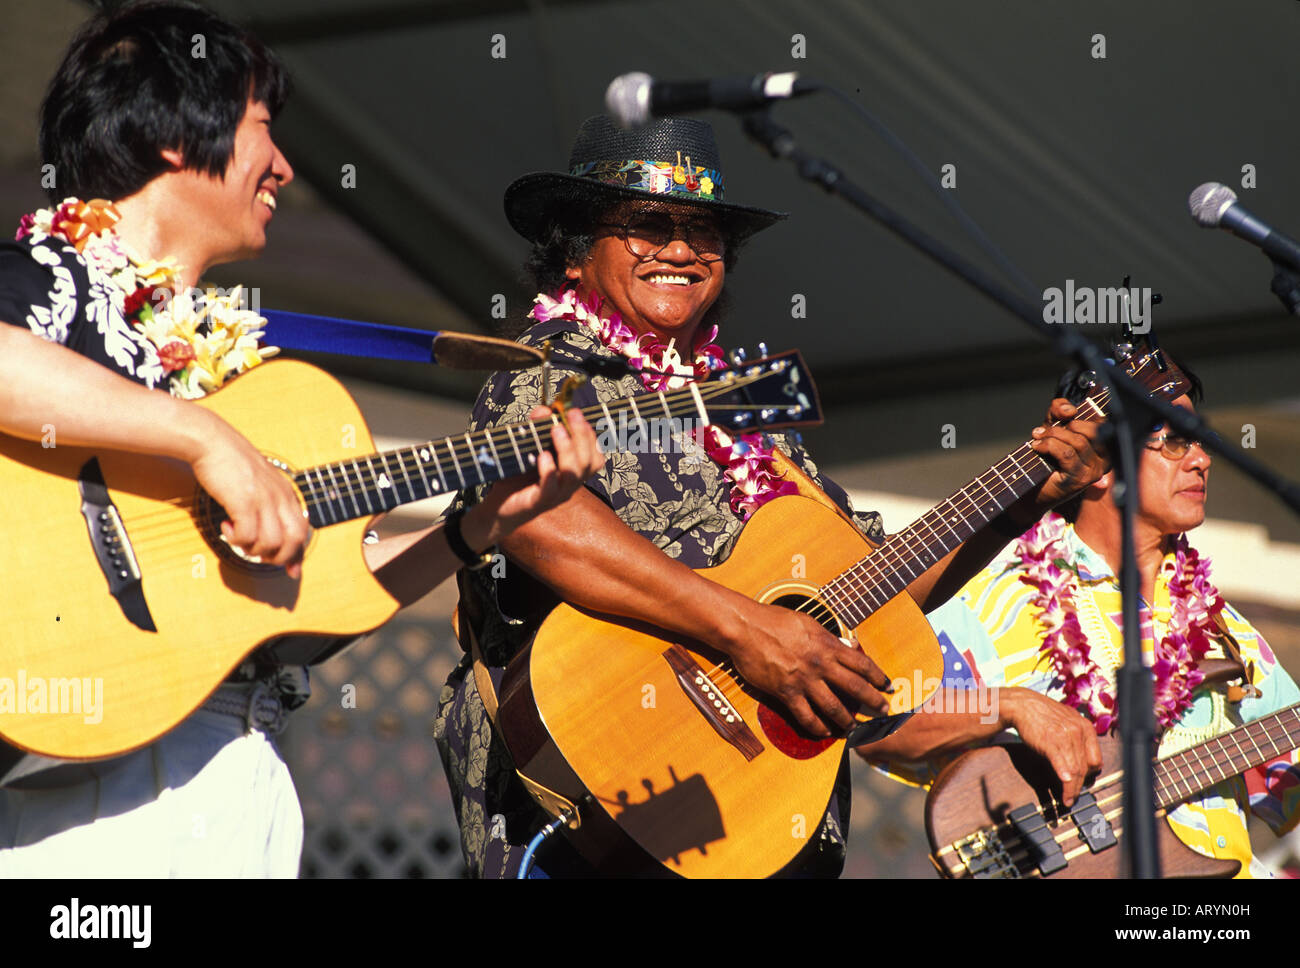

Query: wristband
[[444, 508, 494, 570]]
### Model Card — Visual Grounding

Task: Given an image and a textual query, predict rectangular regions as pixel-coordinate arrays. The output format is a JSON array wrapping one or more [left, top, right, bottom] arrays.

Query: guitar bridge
[[951, 829, 1019, 878], [662, 645, 764, 761], [78, 458, 157, 633]]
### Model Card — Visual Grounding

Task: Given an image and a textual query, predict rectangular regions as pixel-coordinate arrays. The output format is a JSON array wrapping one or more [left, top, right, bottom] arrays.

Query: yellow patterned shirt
[[904, 522, 1300, 878]]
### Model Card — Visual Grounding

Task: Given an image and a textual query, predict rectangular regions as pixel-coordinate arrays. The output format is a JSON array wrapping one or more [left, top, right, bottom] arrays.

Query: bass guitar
[[926, 702, 1300, 878], [0, 352, 818, 759]]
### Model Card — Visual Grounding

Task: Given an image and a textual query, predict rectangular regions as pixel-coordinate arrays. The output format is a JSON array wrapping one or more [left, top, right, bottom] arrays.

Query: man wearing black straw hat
[[437, 115, 1109, 877]]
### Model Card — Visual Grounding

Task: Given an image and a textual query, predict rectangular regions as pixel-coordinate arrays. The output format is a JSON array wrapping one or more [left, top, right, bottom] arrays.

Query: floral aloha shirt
[[0, 234, 164, 387], [434, 314, 886, 878]]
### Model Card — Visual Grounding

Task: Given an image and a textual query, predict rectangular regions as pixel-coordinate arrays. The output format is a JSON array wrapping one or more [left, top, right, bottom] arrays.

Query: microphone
[[605, 71, 819, 128], [1188, 182, 1300, 273]]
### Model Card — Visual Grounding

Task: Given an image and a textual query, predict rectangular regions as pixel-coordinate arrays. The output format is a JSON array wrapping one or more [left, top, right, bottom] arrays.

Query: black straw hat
[[504, 115, 786, 245]]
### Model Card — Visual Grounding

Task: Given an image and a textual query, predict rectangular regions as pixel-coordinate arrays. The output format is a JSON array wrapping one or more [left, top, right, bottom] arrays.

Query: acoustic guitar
[[0, 352, 819, 760], [498, 340, 1192, 877], [927, 702, 1300, 878]]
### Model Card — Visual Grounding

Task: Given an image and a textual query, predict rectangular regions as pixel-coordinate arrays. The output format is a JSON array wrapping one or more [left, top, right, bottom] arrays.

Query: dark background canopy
[[3, 0, 1299, 534]]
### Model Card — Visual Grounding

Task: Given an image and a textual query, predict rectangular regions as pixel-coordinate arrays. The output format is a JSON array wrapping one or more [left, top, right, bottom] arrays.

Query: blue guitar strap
[[260, 309, 443, 363]]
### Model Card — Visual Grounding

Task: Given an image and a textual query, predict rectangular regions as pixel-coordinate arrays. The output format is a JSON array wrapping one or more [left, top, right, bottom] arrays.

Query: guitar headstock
[[1070, 334, 1192, 421], [1068, 276, 1189, 417], [701, 349, 824, 434]]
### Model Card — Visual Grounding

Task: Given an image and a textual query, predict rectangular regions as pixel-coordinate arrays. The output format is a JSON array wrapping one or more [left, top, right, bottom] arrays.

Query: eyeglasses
[[1145, 432, 1205, 461], [597, 212, 726, 262]]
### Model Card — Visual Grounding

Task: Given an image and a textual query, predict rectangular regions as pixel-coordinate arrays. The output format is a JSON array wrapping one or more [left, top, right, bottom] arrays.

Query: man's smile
[[643, 272, 698, 287]]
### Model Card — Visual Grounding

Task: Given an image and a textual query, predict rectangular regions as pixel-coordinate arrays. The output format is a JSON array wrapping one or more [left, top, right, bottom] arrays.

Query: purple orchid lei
[[529, 286, 797, 519], [1014, 512, 1225, 735]]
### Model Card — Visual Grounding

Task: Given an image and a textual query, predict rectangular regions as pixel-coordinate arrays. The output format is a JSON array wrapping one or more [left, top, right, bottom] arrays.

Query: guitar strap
[[1209, 611, 1260, 702]]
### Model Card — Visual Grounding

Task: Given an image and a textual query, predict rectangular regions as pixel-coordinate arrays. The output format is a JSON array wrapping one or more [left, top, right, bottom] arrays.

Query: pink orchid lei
[[529, 286, 797, 518], [1014, 512, 1225, 735]]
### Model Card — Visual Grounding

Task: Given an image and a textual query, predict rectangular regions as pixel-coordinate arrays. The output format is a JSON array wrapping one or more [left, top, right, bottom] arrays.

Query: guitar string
[[118, 389, 711, 527], [696, 426, 1074, 709], [849, 357, 1187, 615], [693, 391, 1123, 710], [826, 360, 1179, 624], [117, 378, 771, 533], [824, 390, 1116, 627]]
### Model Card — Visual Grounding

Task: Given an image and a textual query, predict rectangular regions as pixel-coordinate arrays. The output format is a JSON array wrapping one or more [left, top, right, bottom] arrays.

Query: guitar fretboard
[[289, 358, 807, 529], [1154, 702, 1300, 809]]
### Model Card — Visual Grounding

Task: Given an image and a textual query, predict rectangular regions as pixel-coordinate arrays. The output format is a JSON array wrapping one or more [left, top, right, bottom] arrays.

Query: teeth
[[646, 273, 691, 285], [257, 190, 277, 210]]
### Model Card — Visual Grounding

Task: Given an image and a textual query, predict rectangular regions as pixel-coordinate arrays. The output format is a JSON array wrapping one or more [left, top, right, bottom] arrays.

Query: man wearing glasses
[[859, 365, 1300, 877], [437, 115, 1110, 877]]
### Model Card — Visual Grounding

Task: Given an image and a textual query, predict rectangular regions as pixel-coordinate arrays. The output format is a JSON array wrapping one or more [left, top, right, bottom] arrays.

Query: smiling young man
[[436, 115, 1112, 877], [0, 1, 600, 876], [861, 376, 1300, 876]]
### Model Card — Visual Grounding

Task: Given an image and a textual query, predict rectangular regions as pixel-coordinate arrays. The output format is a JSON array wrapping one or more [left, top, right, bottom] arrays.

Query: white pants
[[0, 698, 302, 878]]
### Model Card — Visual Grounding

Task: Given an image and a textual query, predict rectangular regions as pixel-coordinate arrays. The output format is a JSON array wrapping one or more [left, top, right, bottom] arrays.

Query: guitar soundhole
[[194, 489, 282, 574], [757, 594, 846, 760]]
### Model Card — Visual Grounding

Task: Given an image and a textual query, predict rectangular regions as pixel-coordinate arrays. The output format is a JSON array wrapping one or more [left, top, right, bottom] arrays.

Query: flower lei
[[529, 286, 797, 519], [1014, 511, 1226, 735], [16, 197, 276, 399]]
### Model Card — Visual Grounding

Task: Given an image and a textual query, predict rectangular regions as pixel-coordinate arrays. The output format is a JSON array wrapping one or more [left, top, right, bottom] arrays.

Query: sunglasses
[[1144, 432, 1205, 461], [597, 212, 726, 263]]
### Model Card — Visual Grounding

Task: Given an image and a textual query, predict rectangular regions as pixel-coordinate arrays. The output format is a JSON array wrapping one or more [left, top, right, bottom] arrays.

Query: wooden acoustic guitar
[[927, 702, 1300, 878], [498, 340, 1192, 878], [0, 352, 819, 760]]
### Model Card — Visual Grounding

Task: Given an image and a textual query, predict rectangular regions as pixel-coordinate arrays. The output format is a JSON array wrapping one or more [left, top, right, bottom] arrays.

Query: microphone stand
[[738, 107, 1300, 878], [1270, 261, 1300, 316]]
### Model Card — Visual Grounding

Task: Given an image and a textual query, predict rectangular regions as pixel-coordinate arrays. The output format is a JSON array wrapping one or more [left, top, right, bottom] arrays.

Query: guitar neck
[[1154, 702, 1300, 810], [816, 430, 1080, 627], [813, 347, 1197, 627], [291, 357, 812, 529]]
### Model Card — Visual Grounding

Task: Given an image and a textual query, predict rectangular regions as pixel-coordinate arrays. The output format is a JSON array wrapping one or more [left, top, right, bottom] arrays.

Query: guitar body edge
[[0, 360, 400, 760]]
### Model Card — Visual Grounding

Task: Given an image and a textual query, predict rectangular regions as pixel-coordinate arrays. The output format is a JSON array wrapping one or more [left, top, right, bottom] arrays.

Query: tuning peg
[[729, 347, 748, 365], [757, 341, 769, 358], [760, 408, 778, 423], [1076, 371, 1097, 391], [731, 412, 753, 429]]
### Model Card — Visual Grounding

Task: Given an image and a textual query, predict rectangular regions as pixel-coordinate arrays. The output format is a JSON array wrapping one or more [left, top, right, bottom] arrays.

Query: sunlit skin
[[1072, 394, 1210, 603], [566, 200, 725, 346], [113, 98, 293, 288]]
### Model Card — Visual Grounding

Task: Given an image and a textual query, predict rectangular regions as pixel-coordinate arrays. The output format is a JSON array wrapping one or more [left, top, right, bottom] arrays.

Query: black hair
[[1056, 351, 1204, 523], [40, 0, 291, 202]]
